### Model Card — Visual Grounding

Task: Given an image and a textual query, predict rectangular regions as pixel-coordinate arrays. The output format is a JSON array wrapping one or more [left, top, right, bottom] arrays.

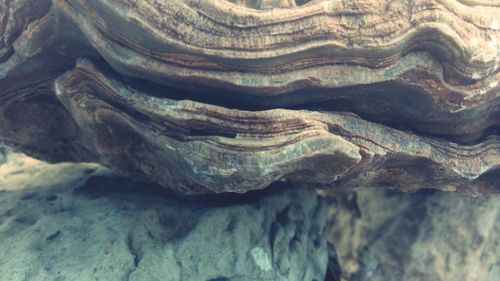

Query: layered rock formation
[[325, 188, 500, 281], [1, 0, 499, 194], [0, 151, 330, 281]]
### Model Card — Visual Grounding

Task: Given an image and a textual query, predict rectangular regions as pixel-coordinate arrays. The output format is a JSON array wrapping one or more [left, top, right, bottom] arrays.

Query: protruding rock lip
[[54, 59, 364, 194], [52, 59, 500, 195]]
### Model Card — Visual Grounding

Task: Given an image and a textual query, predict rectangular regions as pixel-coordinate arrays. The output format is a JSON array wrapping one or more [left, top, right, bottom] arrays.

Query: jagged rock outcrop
[[0, 0, 499, 194], [0, 151, 329, 281]]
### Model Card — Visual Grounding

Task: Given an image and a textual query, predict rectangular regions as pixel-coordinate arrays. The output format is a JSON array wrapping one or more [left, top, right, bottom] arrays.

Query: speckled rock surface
[[325, 188, 500, 281], [0, 151, 329, 281]]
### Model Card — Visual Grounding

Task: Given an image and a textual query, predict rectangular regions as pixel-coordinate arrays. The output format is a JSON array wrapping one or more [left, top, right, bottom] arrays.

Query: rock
[[50, 59, 499, 195], [53, 0, 500, 140], [325, 188, 500, 281], [0, 146, 7, 165], [0, 152, 329, 281], [0, 0, 498, 195]]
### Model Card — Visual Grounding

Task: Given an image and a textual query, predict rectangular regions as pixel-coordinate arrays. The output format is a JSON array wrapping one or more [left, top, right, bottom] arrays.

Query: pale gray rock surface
[[325, 189, 500, 281], [0, 152, 328, 281]]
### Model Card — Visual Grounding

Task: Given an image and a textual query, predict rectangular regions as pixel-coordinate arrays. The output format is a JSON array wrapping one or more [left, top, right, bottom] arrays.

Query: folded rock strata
[[0, 151, 329, 281], [0, 0, 499, 194], [52, 0, 500, 141], [49, 59, 499, 195]]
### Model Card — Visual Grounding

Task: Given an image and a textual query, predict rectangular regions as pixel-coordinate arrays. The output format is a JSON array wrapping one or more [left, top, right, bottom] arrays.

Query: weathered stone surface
[[0, 151, 329, 281], [325, 188, 500, 281], [0, 145, 7, 165], [0, 0, 498, 195]]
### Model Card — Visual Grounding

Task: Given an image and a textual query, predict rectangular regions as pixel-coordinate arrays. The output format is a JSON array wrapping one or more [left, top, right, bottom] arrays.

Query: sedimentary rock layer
[[55, 0, 499, 80], [52, 0, 500, 141], [0, 0, 56, 79], [51, 60, 499, 195], [0, 0, 499, 194]]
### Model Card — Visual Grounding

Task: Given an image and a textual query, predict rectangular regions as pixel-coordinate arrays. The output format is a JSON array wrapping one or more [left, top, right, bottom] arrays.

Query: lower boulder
[[0, 151, 329, 281], [326, 188, 500, 281]]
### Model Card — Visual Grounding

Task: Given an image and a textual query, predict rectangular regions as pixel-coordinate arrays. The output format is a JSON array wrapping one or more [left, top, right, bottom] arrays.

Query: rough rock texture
[[0, 146, 7, 165], [0, 150, 329, 281], [0, 0, 499, 194], [325, 188, 500, 281]]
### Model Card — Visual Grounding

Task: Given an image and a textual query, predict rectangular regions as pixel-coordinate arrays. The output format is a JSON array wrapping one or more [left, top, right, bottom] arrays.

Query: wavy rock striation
[[52, 0, 500, 141], [51, 60, 499, 195], [0, 0, 499, 194]]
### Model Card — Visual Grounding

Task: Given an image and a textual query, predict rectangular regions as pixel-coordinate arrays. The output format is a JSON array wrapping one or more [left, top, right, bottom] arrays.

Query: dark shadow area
[[74, 173, 302, 209]]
